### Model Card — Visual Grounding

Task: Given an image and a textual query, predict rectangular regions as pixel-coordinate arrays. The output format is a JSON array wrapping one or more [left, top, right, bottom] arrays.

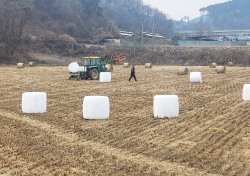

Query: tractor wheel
[[89, 68, 99, 80]]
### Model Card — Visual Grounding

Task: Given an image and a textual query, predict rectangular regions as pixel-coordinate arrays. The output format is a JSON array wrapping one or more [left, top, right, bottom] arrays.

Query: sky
[[142, 0, 230, 20]]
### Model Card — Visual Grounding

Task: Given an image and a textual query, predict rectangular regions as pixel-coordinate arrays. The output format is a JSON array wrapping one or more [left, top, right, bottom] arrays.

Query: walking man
[[129, 65, 137, 81]]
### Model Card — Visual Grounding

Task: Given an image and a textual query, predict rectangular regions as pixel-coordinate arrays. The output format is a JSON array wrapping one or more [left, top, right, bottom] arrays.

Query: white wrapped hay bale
[[123, 62, 130, 68], [17, 63, 25, 68], [190, 72, 202, 83], [68, 62, 79, 72], [29, 62, 35, 67], [209, 63, 217, 68], [177, 67, 188, 75], [154, 95, 179, 118], [145, 63, 152, 68], [216, 66, 226, 74], [22, 92, 47, 113], [243, 84, 250, 101], [83, 96, 110, 120], [100, 72, 112, 82]]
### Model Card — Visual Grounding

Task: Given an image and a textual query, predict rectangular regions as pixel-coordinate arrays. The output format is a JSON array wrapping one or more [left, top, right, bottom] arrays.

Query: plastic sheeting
[[100, 72, 112, 82], [22, 92, 47, 113], [243, 84, 250, 100], [190, 72, 202, 83], [68, 62, 79, 72], [83, 96, 110, 120], [154, 95, 179, 118]]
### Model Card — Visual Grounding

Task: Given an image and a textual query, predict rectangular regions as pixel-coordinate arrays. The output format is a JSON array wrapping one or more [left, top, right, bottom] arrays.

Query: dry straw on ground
[[0, 65, 249, 175]]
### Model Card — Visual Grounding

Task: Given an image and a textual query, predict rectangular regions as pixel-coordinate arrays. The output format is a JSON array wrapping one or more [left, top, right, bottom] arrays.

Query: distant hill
[[176, 0, 250, 32], [205, 0, 250, 30]]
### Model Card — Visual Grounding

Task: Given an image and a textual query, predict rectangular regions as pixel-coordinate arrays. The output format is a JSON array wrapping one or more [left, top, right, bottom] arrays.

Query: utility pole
[[141, 24, 144, 46]]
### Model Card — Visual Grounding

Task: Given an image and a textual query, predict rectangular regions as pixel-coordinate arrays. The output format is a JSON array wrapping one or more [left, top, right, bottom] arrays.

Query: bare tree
[[0, 0, 33, 55]]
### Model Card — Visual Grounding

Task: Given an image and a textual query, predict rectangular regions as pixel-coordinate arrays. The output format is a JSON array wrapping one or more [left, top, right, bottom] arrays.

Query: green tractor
[[69, 56, 113, 80]]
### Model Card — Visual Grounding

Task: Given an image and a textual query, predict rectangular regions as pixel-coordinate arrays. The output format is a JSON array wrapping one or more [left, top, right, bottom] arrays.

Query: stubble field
[[0, 65, 249, 176]]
